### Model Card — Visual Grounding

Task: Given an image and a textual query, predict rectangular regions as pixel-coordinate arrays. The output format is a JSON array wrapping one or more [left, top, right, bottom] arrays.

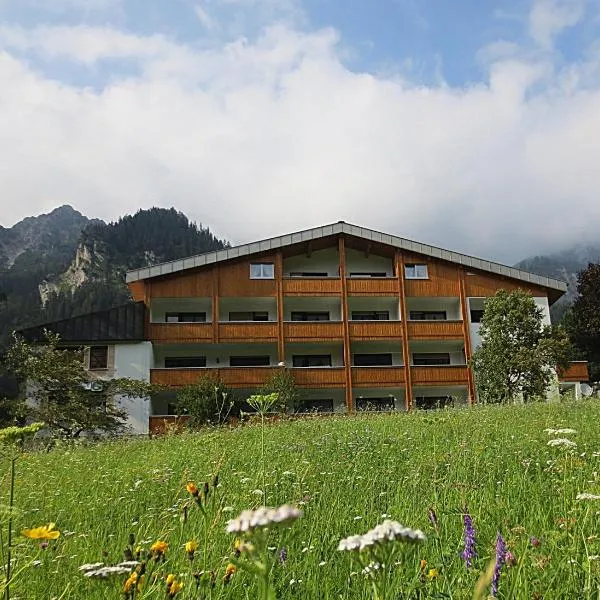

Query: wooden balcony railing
[[558, 361, 589, 382], [284, 321, 344, 342], [219, 322, 277, 343], [348, 320, 403, 340], [406, 320, 464, 339], [411, 365, 469, 385], [150, 367, 277, 388], [282, 277, 342, 295], [147, 322, 212, 343], [346, 278, 398, 295], [291, 367, 346, 387], [352, 366, 405, 387]]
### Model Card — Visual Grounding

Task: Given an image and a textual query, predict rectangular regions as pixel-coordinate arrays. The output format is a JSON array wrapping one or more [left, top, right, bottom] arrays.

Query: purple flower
[[460, 510, 477, 568], [278, 546, 287, 565], [530, 536, 541, 548], [491, 532, 507, 597]]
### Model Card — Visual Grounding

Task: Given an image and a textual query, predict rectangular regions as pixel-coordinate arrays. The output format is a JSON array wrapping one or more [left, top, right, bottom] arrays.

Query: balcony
[[352, 366, 405, 387], [346, 278, 398, 295], [349, 320, 403, 340], [284, 321, 344, 342], [150, 367, 277, 388], [411, 365, 469, 385], [558, 361, 589, 382], [219, 322, 277, 343], [407, 320, 463, 340], [283, 277, 341, 296], [147, 322, 212, 343], [292, 367, 346, 387]]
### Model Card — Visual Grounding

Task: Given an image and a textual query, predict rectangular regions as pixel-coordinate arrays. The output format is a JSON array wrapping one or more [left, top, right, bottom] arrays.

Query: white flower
[[226, 505, 302, 533], [362, 561, 383, 575], [545, 428, 577, 435], [318, 561, 327, 566], [83, 565, 133, 577], [338, 535, 363, 551], [338, 520, 425, 552], [576, 493, 600, 501], [78, 563, 105, 572], [116, 561, 139, 569], [548, 438, 577, 448]]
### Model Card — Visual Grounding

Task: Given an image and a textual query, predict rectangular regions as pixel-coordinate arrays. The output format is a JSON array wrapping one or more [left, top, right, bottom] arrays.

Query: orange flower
[[150, 540, 168, 556], [419, 559, 427, 570], [123, 572, 138, 593], [168, 580, 184, 596], [225, 564, 236, 577], [186, 482, 199, 497], [22, 523, 60, 540]]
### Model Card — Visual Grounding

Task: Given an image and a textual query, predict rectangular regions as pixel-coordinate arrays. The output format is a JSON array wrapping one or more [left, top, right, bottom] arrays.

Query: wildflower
[[576, 493, 600, 501], [168, 578, 184, 597], [185, 540, 198, 560], [226, 505, 302, 534], [362, 561, 383, 575], [491, 532, 507, 597], [530, 536, 541, 548], [420, 559, 427, 570], [544, 428, 577, 435], [223, 563, 236, 584], [428, 507, 439, 532], [506, 551, 517, 567], [123, 571, 138, 593], [150, 540, 168, 560], [166, 574, 175, 586], [84, 565, 132, 578], [22, 523, 60, 540], [78, 562, 104, 572], [460, 510, 477, 568], [427, 568, 438, 580], [338, 520, 426, 552], [547, 438, 577, 448], [186, 482, 199, 497], [279, 546, 287, 565]]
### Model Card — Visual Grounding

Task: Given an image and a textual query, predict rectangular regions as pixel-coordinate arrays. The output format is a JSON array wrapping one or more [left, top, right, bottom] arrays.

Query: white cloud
[[529, 0, 586, 49], [194, 4, 219, 31], [1, 21, 600, 263]]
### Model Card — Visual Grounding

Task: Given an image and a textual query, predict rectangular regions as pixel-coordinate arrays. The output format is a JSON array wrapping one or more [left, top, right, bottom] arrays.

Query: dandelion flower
[[150, 540, 168, 558], [185, 540, 198, 559], [427, 568, 438, 580], [168, 580, 183, 596], [22, 523, 60, 540], [223, 563, 236, 585]]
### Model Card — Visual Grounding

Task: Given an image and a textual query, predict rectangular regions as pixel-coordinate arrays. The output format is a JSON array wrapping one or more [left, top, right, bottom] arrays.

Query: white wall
[[283, 248, 340, 277], [153, 343, 278, 368], [345, 248, 394, 276], [347, 297, 400, 320], [534, 297, 552, 326], [284, 343, 345, 367], [150, 298, 212, 322], [218, 297, 277, 321], [284, 297, 342, 321]]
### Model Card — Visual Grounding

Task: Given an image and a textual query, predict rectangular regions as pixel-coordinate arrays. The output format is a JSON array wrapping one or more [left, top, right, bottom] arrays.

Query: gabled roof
[[125, 221, 567, 294]]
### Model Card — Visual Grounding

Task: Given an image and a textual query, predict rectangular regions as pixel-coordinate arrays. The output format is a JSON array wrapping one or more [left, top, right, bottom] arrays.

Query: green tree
[[6, 332, 156, 438], [175, 377, 235, 427], [259, 367, 300, 412], [470, 289, 572, 403], [566, 263, 600, 384]]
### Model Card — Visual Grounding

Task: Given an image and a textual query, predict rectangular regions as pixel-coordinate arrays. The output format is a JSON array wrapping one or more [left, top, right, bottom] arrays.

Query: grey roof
[[125, 221, 567, 293]]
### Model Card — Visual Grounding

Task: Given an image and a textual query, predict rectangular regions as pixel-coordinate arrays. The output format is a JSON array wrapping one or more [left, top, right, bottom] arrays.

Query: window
[[164, 356, 206, 368], [165, 312, 206, 323], [289, 272, 329, 278], [470, 309, 485, 323], [89, 345, 108, 370], [297, 399, 334, 413], [167, 403, 186, 416], [405, 264, 428, 279], [409, 311, 447, 321], [229, 311, 269, 322], [291, 311, 330, 321], [356, 397, 395, 411], [348, 272, 387, 278], [412, 353, 450, 366], [250, 263, 275, 279], [292, 355, 332, 367], [229, 356, 270, 367], [351, 311, 390, 321], [353, 353, 393, 366], [415, 396, 454, 410]]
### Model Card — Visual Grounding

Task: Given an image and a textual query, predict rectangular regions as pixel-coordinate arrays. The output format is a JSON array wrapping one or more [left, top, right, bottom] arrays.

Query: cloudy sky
[[1, 0, 599, 263]]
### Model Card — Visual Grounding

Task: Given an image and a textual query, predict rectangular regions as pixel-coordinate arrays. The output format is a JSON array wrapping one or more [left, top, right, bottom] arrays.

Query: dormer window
[[89, 345, 108, 370], [405, 264, 428, 279], [250, 263, 274, 279]]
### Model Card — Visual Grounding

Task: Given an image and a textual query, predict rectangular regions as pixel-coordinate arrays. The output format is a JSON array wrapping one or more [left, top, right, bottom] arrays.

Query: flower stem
[[5, 456, 16, 600]]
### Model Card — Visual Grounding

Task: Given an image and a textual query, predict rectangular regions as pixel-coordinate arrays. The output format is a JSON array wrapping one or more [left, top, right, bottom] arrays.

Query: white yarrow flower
[[338, 520, 425, 552], [78, 562, 105, 572], [548, 438, 577, 448], [576, 493, 600, 501], [545, 428, 577, 435], [226, 505, 302, 534], [84, 565, 133, 578]]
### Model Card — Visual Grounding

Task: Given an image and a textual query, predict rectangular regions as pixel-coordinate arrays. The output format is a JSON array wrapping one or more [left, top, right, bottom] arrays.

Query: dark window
[[230, 356, 270, 367], [167, 403, 187, 415], [166, 312, 206, 323], [348, 272, 387, 278], [409, 311, 447, 321], [415, 396, 454, 410], [356, 397, 395, 411], [250, 263, 274, 279], [89, 346, 108, 370], [353, 353, 393, 366], [412, 353, 451, 366], [229, 311, 269, 322], [291, 311, 330, 321], [165, 356, 207, 368], [292, 355, 332, 367], [405, 264, 428, 279], [289, 272, 329, 277], [470, 309, 485, 323], [351, 311, 390, 321], [297, 398, 334, 413]]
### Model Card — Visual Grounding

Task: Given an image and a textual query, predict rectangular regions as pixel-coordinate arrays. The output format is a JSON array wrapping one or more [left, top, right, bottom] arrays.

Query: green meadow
[[3, 401, 600, 599]]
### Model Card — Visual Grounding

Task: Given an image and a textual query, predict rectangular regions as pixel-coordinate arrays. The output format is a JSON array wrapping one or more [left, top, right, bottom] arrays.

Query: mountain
[[0, 206, 227, 347], [515, 245, 600, 321]]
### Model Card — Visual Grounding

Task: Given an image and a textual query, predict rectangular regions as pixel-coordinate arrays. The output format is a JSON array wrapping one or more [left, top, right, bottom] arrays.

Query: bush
[[175, 377, 235, 427], [259, 368, 300, 413]]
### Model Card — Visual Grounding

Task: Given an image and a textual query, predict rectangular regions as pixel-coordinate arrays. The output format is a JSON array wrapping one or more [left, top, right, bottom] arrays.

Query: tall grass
[[3, 401, 600, 598]]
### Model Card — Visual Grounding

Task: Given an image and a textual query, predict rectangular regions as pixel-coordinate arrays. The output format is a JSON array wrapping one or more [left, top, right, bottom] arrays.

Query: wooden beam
[[276, 251, 285, 363], [212, 267, 219, 344], [396, 251, 413, 411], [339, 235, 353, 412], [459, 267, 477, 404]]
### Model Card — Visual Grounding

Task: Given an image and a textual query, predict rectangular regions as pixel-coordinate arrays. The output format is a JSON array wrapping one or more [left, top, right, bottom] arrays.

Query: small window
[[470, 309, 485, 323], [353, 353, 393, 366], [291, 311, 330, 322], [351, 311, 390, 321], [165, 312, 206, 323], [356, 397, 395, 411], [229, 311, 269, 322], [405, 264, 428, 279], [289, 272, 329, 278], [89, 346, 108, 370], [348, 272, 387, 278], [415, 396, 454, 410], [230, 356, 270, 367], [250, 263, 274, 279], [409, 311, 447, 321], [412, 353, 450, 366], [292, 355, 332, 367], [297, 399, 334, 413], [164, 356, 207, 368]]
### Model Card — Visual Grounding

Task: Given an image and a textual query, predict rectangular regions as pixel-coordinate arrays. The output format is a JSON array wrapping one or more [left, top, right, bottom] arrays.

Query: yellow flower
[[22, 523, 60, 540], [225, 563, 236, 577], [123, 572, 138, 593], [166, 574, 175, 586], [427, 568, 438, 580], [185, 540, 198, 553], [419, 559, 427, 570], [150, 540, 168, 555], [169, 580, 184, 596], [186, 482, 199, 496]]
